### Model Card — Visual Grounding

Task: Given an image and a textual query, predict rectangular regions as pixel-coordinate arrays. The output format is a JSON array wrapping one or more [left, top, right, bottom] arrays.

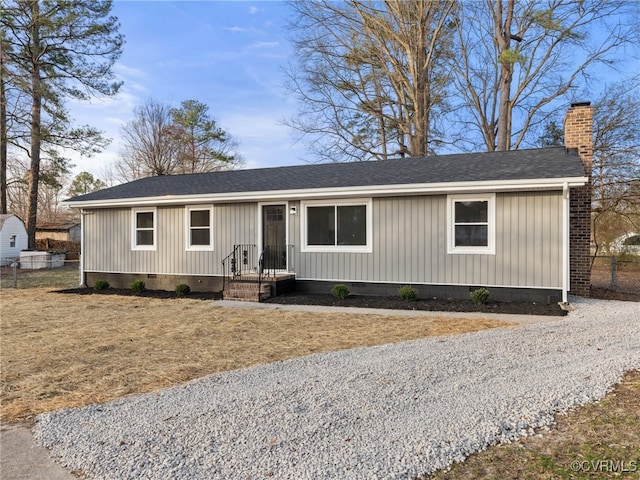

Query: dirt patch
[[56, 286, 568, 315], [266, 292, 567, 316], [57, 286, 221, 301], [591, 286, 640, 302], [58, 286, 639, 313]]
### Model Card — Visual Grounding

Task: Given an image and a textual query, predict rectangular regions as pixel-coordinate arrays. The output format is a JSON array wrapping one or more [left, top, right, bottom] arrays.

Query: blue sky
[[69, 0, 300, 178], [66, 1, 639, 180]]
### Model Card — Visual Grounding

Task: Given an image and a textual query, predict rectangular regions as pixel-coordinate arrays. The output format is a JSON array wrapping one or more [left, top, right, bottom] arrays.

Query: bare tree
[[116, 99, 242, 182], [5, 154, 28, 220], [285, 0, 455, 162], [450, 0, 640, 152], [4, 152, 69, 223], [115, 100, 179, 181], [590, 82, 640, 255], [36, 157, 70, 223]]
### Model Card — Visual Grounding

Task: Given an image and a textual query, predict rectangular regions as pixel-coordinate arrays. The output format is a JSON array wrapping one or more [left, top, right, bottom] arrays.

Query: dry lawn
[[426, 370, 640, 480], [0, 288, 513, 423]]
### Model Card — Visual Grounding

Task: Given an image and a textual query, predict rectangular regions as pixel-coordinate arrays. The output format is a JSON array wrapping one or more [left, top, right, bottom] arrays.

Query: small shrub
[[130, 280, 146, 294], [94, 280, 110, 291], [175, 283, 191, 297], [470, 287, 490, 306], [398, 285, 418, 301], [331, 284, 350, 300]]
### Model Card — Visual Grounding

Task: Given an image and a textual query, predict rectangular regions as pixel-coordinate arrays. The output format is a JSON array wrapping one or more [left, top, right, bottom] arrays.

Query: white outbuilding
[[0, 214, 28, 266]]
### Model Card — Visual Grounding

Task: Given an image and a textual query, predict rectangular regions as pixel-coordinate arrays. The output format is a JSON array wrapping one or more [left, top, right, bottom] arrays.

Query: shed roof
[[0, 214, 26, 230], [65, 147, 587, 207], [36, 222, 81, 231]]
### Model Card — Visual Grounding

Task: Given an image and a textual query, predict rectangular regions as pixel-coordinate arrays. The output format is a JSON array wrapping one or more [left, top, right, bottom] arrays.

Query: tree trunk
[[0, 36, 7, 214], [26, 1, 42, 250], [410, 10, 429, 157], [495, 0, 514, 151]]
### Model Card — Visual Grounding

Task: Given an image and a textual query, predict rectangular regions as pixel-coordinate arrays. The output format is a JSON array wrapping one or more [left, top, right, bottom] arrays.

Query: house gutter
[[562, 183, 570, 304], [79, 209, 87, 287]]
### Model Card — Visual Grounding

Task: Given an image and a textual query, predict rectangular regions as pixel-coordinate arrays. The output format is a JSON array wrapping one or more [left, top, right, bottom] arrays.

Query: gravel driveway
[[35, 298, 640, 480]]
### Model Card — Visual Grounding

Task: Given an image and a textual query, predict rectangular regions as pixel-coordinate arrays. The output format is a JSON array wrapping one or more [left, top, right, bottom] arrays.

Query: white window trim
[[131, 207, 157, 251], [185, 205, 214, 251], [301, 198, 373, 253], [447, 193, 496, 255]]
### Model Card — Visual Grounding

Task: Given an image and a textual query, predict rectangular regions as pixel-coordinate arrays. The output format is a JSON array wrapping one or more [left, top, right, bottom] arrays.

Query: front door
[[262, 205, 287, 270]]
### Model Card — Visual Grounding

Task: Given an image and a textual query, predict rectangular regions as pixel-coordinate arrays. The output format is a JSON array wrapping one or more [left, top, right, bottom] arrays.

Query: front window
[[448, 194, 495, 254], [302, 199, 372, 252], [132, 208, 156, 250], [186, 206, 213, 251], [9, 235, 16, 248]]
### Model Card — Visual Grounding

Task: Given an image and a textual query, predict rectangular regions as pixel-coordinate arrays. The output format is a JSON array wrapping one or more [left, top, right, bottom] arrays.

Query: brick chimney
[[564, 101, 593, 175], [564, 102, 593, 297]]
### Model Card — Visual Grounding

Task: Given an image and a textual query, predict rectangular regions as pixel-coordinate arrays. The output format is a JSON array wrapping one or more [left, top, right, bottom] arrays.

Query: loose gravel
[[35, 298, 639, 480]]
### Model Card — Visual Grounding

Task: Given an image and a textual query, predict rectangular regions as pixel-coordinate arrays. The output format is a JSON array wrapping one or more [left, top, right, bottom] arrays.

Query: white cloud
[[113, 63, 147, 80], [224, 26, 247, 33], [250, 41, 279, 49]]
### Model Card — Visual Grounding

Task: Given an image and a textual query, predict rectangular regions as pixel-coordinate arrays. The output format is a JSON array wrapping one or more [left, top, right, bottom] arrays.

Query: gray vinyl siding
[[292, 191, 563, 289], [84, 203, 257, 275], [84, 191, 562, 289]]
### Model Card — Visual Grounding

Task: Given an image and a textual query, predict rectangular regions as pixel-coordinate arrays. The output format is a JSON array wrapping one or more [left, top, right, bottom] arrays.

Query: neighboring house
[[612, 233, 640, 255], [64, 103, 593, 303], [0, 214, 28, 266], [36, 222, 81, 242]]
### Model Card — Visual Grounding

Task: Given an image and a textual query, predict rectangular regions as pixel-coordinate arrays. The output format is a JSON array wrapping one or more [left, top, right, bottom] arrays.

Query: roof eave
[[62, 176, 589, 209]]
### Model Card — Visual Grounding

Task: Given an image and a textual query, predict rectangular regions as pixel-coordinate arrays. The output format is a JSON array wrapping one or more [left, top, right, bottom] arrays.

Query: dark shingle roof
[[66, 147, 586, 203], [36, 222, 80, 231]]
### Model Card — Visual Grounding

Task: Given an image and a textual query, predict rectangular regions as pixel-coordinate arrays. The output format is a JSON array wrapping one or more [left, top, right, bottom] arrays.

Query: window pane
[[136, 212, 154, 229], [455, 225, 488, 247], [307, 206, 335, 245], [136, 230, 154, 246], [337, 205, 366, 245], [191, 228, 210, 246], [266, 206, 284, 221], [190, 210, 209, 228], [455, 201, 487, 223]]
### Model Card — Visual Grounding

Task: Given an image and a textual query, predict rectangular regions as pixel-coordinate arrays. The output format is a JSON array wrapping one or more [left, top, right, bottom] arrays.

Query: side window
[[186, 206, 214, 251], [447, 194, 495, 254], [132, 208, 156, 250]]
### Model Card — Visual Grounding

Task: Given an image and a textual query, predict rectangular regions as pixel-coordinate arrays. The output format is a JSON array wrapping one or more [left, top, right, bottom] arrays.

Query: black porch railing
[[221, 244, 257, 291], [222, 244, 293, 292], [259, 244, 289, 273]]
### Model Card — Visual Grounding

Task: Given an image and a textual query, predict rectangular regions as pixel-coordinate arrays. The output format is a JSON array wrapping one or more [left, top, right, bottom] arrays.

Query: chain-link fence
[[591, 255, 640, 294], [0, 259, 80, 289]]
